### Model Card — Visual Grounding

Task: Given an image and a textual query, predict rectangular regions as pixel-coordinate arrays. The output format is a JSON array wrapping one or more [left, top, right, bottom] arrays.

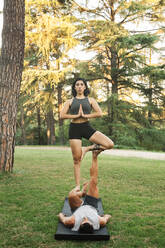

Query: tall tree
[[137, 64, 165, 126], [57, 82, 65, 144], [73, 0, 164, 136], [0, 0, 25, 172], [21, 0, 77, 144]]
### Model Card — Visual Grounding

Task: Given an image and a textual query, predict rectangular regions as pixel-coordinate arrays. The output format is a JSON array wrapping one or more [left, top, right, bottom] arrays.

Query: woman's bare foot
[[74, 185, 80, 191], [81, 147, 88, 161], [81, 144, 97, 161]]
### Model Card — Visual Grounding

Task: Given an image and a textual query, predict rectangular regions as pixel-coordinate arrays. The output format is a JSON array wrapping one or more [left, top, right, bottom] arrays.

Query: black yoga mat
[[55, 197, 110, 241]]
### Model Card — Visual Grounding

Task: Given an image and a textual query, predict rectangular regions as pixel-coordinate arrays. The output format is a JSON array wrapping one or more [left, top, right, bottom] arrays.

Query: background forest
[[16, 0, 165, 151]]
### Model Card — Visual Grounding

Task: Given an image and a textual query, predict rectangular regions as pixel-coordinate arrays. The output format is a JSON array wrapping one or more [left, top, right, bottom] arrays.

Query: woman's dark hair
[[79, 222, 94, 234], [72, 78, 90, 97]]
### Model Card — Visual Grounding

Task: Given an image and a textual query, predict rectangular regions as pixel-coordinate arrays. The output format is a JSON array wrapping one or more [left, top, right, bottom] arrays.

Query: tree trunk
[[46, 110, 55, 145], [105, 79, 111, 116], [37, 107, 41, 145], [109, 47, 118, 136], [107, 3, 119, 136], [20, 105, 26, 145], [0, 0, 25, 172], [148, 49, 153, 126], [57, 83, 65, 145], [148, 82, 153, 126]]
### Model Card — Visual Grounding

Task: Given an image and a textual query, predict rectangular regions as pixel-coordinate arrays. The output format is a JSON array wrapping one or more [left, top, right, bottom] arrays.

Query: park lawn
[[0, 147, 165, 248]]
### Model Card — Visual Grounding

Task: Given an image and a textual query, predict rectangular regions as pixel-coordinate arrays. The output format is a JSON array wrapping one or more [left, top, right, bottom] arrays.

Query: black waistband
[[70, 121, 89, 126]]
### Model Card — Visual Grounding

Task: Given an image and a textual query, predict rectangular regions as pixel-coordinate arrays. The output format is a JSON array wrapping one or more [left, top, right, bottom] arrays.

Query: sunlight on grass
[[0, 147, 165, 248]]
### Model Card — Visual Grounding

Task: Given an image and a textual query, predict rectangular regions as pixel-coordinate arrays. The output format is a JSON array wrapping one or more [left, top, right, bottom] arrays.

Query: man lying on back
[[58, 150, 111, 233]]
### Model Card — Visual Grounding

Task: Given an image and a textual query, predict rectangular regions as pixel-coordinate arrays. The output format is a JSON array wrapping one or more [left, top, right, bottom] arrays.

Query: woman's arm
[[58, 213, 75, 227], [60, 99, 81, 120], [81, 97, 102, 119]]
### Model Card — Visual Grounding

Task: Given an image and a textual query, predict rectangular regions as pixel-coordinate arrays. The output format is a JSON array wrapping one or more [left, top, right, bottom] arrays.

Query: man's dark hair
[[79, 222, 94, 234], [72, 78, 90, 97]]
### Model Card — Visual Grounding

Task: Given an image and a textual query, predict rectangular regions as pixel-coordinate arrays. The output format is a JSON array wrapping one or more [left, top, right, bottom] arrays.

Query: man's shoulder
[[65, 215, 75, 227]]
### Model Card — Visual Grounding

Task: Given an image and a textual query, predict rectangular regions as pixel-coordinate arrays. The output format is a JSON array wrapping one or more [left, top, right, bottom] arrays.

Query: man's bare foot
[[82, 181, 89, 196], [92, 149, 102, 158], [81, 143, 104, 161]]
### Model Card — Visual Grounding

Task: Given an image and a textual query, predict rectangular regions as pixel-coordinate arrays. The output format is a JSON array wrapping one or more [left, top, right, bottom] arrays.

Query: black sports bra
[[70, 97, 92, 115]]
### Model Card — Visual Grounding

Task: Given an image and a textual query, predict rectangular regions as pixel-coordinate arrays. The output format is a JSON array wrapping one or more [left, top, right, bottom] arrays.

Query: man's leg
[[87, 150, 101, 198]]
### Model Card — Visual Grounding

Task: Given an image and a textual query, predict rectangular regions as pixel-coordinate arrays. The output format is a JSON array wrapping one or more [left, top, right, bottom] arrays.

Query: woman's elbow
[[60, 113, 64, 120]]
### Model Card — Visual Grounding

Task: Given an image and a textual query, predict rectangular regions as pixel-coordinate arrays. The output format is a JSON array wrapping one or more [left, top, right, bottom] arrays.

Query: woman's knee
[[73, 154, 81, 164], [105, 139, 114, 149]]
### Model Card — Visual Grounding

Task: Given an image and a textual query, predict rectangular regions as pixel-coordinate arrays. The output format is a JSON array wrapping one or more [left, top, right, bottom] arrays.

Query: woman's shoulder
[[70, 98, 75, 104], [88, 96, 95, 101], [88, 97, 96, 104], [64, 98, 74, 106]]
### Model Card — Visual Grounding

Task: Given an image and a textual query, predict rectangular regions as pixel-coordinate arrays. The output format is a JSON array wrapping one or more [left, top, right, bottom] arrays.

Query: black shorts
[[69, 121, 96, 140], [83, 195, 98, 209]]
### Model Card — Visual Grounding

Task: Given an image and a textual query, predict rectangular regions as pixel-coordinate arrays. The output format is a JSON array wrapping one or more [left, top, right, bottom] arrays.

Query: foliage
[[71, 0, 165, 139], [23, 0, 78, 102], [15, 0, 165, 150], [137, 127, 165, 151], [18, 0, 80, 144]]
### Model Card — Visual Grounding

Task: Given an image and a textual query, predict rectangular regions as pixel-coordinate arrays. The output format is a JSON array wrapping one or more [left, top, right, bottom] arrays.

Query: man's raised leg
[[87, 150, 101, 198]]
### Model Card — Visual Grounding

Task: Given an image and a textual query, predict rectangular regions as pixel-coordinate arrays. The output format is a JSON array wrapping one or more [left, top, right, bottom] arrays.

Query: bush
[[137, 128, 165, 151]]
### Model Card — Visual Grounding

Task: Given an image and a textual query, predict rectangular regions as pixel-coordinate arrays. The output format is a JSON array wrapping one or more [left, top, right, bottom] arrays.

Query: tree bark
[[148, 82, 153, 126], [108, 47, 118, 136], [37, 107, 41, 145], [107, 2, 119, 136], [57, 83, 64, 145], [46, 110, 55, 145], [0, 0, 25, 172], [20, 105, 26, 145]]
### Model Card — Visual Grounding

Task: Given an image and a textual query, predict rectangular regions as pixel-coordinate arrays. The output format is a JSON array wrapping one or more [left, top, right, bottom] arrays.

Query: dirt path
[[103, 149, 165, 160], [16, 146, 165, 161]]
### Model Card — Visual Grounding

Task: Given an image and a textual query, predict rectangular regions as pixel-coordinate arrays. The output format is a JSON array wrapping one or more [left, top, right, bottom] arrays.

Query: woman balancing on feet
[[60, 78, 114, 187]]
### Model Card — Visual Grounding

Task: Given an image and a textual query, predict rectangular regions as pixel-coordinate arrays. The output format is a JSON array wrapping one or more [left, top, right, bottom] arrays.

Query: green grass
[[0, 147, 165, 248]]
